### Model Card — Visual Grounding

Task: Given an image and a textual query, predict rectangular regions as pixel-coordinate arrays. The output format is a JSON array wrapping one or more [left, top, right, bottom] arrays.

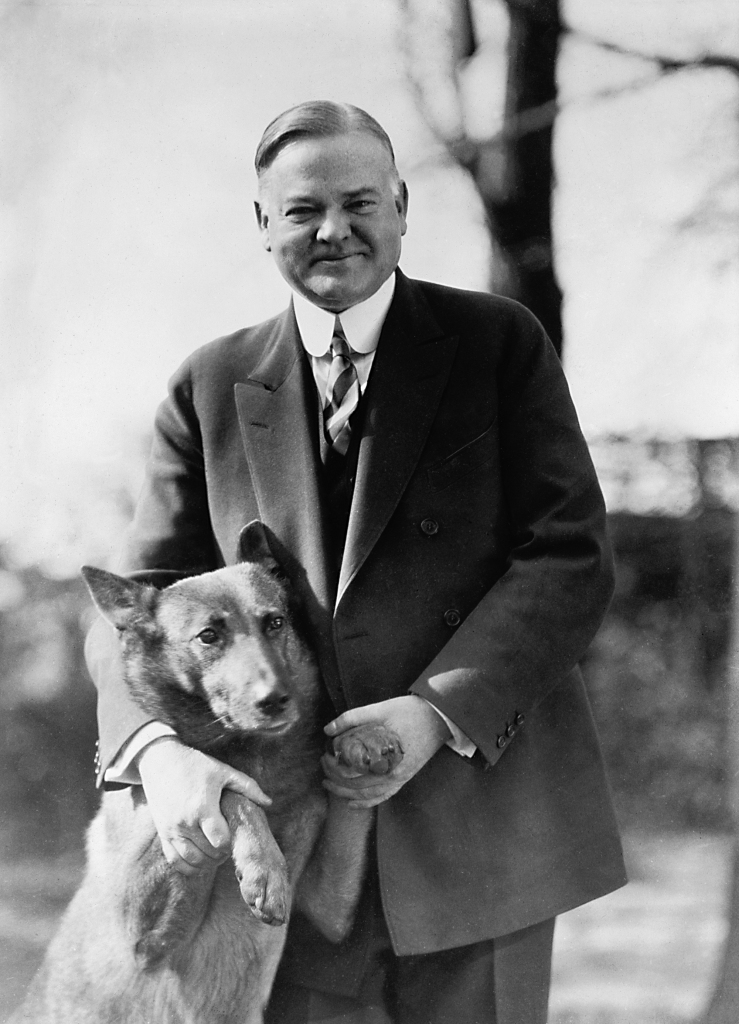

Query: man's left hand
[[322, 696, 451, 808]]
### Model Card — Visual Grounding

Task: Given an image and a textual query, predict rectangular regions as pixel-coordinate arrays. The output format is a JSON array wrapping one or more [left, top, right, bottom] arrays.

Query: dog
[[9, 521, 403, 1024]]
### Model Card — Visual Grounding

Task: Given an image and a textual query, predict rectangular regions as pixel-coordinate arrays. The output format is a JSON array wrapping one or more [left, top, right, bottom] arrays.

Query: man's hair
[[255, 101, 399, 181]]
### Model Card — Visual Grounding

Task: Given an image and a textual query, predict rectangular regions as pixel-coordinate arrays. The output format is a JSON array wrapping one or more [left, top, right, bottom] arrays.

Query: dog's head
[[82, 523, 321, 751]]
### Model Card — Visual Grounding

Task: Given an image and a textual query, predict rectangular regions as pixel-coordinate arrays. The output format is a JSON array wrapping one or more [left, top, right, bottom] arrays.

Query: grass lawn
[[550, 831, 731, 1023], [0, 830, 730, 1022]]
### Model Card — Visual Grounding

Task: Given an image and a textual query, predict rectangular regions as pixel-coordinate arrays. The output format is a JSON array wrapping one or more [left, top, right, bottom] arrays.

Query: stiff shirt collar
[[292, 272, 396, 357]]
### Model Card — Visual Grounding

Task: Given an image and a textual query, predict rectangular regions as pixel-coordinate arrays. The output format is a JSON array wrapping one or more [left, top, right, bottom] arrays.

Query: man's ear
[[254, 200, 271, 252], [397, 180, 409, 236], [81, 566, 152, 631]]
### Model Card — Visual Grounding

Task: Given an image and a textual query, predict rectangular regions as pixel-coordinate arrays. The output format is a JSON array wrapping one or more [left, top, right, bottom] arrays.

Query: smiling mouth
[[314, 254, 363, 264]]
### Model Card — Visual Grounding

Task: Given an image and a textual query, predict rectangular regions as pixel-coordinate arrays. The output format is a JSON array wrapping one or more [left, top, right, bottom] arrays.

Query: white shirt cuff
[[422, 701, 477, 758], [104, 722, 177, 784]]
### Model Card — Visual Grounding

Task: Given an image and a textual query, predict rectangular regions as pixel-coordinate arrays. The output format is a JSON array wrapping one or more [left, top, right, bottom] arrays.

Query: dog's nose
[[256, 692, 291, 717]]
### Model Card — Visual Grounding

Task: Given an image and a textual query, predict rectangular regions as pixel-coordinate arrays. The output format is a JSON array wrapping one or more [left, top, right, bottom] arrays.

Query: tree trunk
[[474, 0, 564, 353], [700, 461, 739, 1022], [399, 0, 564, 354], [702, 843, 739, 1023]]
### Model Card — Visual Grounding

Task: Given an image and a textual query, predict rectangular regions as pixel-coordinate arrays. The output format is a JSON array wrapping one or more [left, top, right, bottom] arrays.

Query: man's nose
[[316, 209, 351, 243]]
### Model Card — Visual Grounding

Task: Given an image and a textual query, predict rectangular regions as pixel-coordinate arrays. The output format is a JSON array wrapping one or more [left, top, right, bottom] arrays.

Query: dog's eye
[[266, 616, 284, 633], [196, 628, 220, 646]]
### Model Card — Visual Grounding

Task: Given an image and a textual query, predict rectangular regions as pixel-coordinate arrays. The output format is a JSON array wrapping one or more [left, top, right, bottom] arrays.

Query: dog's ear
[[81, 566, 152, 631], [237, 521, 284, 577]]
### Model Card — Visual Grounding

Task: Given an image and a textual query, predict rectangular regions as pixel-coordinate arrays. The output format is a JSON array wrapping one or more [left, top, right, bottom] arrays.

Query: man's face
[[255, 132, 408, 312]]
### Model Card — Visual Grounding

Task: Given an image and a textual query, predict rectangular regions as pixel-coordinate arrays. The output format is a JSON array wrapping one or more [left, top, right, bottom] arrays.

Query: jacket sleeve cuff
[[103, 722, 177, 785], [420, 699, 476, 758]]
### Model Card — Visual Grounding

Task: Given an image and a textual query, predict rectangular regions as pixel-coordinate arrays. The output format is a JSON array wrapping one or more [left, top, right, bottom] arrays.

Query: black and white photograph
[[1, 2, 738, 1022]]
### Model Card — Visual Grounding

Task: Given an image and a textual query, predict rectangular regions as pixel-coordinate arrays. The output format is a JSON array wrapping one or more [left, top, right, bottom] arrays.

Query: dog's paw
[[235, 858, 291, 926], [332, 725, 404, 776]]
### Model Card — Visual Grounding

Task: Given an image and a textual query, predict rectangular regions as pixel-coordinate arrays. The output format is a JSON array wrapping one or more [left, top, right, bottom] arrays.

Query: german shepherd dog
[[10, 522, 402, 1024]]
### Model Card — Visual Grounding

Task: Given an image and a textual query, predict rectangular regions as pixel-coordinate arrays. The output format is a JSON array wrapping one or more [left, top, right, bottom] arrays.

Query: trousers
[[265, 862, 554, 1024]]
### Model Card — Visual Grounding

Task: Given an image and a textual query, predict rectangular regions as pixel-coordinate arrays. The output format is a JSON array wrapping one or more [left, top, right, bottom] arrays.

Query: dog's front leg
[[221, 790, 291, 926], [295, 723, 404, 943], [123, 831, 218, 971], [294, 798, 374, 943]]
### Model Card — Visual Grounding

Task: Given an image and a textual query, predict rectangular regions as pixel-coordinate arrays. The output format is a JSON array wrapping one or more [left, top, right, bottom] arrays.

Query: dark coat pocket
[[426, 420, 498, 491]]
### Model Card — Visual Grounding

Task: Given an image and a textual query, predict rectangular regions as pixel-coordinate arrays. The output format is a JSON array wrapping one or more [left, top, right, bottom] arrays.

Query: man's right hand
[[136, 736, 272, 875]]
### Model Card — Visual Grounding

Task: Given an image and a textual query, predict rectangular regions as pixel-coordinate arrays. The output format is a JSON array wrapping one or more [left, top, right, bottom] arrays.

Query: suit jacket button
[[497, 735, 507, 749], [515, 712, 525, 726], [420, 518, 439, 536], [505, 723, 515, 738], [444, 608, 461, 627]]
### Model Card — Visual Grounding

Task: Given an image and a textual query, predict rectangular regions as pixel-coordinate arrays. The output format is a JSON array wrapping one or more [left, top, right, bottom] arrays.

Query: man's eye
[[285, 206, 315, 219], [349, 200, 374, 212], [266, 616, 284, 633], [196, 628, 220, 646]]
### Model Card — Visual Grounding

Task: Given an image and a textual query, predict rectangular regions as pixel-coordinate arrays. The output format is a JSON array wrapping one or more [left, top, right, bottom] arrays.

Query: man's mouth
[[313, 253, 363, 264]]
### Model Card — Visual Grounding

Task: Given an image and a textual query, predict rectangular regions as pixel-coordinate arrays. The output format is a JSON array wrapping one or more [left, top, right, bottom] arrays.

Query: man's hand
[[136, 737, 272, 875], [322, 696, 451, 808]]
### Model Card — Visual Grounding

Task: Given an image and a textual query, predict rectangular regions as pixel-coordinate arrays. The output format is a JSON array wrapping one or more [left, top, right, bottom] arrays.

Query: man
[[87, 101, 626, 1023]]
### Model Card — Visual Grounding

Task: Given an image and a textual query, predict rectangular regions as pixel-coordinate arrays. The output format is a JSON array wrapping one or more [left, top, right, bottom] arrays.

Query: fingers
[[321, 753, 363, 783], [161, 842, 196, 875], [137, 740, 270, 868], [157, 813, 229, 875], [160, 831, 215, 874], [321, 753, 397, 802], [162, 837, 206, 876], [222, 771, 272, 807], [162, 832, 228, 874], [152, 789, 230, 860], [324, 706, 375, 737], [201, 814, 232, 855]]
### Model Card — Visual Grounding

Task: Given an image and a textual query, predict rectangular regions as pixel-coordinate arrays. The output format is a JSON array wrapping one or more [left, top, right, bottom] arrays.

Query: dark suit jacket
[[87, 271, 626, 956]]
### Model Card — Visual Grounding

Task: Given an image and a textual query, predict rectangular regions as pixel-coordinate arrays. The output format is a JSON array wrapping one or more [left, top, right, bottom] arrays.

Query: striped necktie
[[323, 317, 360, 456]]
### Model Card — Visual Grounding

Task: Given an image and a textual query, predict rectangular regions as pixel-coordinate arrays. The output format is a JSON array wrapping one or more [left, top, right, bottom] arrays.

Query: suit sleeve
[[409, 306, 614, 767], [85, 363, 219, 782]]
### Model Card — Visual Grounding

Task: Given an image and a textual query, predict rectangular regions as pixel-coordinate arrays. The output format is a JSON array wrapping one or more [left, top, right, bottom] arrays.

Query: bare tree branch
[[574, 30, 739, 78]]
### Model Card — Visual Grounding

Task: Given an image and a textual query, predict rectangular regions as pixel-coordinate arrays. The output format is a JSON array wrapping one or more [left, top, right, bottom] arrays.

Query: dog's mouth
[[207, 709, 296, 739], [227, 707, 300, 737], [255, 719, 294, 737]]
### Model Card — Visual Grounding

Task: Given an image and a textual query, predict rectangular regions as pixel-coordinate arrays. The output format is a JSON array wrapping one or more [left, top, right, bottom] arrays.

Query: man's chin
[[304, 273, 368, 312]]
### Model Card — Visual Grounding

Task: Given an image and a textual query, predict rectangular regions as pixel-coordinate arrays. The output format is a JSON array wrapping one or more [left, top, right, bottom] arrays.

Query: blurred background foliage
[[0, 563, 97, 859], [586, 510, 732, 832]]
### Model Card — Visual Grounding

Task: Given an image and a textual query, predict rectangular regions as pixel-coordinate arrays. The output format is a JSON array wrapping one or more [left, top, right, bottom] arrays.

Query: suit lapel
[[233, 279, 458, 699], [234, 307, 341, 697], [337, 274, 459, 605]]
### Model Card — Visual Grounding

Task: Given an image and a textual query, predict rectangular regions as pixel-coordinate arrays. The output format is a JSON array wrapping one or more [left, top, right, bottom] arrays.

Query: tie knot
[[331, 318, 351, 359]]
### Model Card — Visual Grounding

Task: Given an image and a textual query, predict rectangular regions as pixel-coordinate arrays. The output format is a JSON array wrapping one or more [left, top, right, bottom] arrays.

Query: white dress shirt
[[105, 273, 473, 784], [292, 271, 395, 405]]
